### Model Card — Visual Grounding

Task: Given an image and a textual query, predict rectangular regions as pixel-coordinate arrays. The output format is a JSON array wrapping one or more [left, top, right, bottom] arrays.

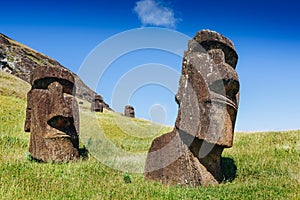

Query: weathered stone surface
[[145, 129, 223, 186], [124, 105, 135, 118], [145, 30, 240, 186], [0, 35, 10, 45], [193, 30, 238, 68], [91, 94, 104, 112], [24, 66, 79, 162]]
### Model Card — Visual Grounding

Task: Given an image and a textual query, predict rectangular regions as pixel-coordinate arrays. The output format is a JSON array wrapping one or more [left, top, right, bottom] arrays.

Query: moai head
[[175, 30, 239, 148], [24, 66, 79, 162], [91, 94, 104, 112], [124, 105, 135, 118]]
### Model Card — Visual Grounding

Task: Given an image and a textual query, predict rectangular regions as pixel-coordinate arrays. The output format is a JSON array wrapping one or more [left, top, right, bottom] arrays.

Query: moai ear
[[24, 90, 32, 132]]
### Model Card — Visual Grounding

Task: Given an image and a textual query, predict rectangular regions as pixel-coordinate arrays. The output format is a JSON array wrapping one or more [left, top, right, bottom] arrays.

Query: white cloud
[[133, 0, 179, 28]]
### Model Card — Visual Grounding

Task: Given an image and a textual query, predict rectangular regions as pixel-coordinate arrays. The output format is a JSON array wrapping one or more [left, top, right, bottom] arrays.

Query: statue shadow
[[79, 146, 89, 160], [26, 147, 89, 162], [221, 157, 237, 182]]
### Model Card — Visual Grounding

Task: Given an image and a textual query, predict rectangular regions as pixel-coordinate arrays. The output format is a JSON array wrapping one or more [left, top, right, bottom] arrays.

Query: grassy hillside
[[0, 71, 299, 199]]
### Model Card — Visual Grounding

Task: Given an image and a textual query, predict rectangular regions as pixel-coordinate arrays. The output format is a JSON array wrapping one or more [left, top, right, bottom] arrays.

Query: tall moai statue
[[145, 30, 240, 186], [124, 105, 135, 118], [91, 95, 104, 112], [24, 66, 80, 162]]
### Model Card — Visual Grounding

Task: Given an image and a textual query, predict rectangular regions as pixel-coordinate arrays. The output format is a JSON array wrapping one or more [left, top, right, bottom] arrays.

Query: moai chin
[[144, 30, 239, 186], [91, 94, 104, 112], [124, 105, 135, 118], [24, 66, 79, 162]]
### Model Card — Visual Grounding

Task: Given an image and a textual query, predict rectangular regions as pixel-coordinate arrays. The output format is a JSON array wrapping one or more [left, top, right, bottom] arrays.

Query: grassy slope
[[0, 71, 299, 199]]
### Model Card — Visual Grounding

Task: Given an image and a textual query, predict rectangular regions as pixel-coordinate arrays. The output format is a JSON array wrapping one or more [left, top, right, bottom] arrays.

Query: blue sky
[[1, 0, 300, 131]]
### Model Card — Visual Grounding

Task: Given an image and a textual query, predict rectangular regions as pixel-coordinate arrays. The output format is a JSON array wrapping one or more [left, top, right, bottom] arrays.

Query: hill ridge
[[0, 33, 111, 109]]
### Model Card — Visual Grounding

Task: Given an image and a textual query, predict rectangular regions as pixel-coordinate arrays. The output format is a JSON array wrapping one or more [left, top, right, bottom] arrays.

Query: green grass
[[0, 70, 30, 99], [0, 71, 299, 199]]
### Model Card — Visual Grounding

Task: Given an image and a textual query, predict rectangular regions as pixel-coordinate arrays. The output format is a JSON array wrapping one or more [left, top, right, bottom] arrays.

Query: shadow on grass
[[221, 157, 237, 182], [79, 146, 89, 160], [26, 152, 42, 163], [25, 147, 90, 163]]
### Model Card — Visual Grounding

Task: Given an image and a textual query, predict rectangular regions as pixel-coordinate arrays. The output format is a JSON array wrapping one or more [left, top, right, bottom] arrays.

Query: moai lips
[[145, 30, 240, 186], [24, 66, 79, 162]]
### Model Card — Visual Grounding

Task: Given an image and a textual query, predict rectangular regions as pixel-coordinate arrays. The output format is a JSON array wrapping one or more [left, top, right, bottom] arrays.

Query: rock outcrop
[[0, 33, 110, 109], [25, 65, 80, 162], [145, 30, 240, 186]]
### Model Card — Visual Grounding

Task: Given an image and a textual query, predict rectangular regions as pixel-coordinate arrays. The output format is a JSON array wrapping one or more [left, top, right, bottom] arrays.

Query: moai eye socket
[[30, 66, 76, 95], [47, 116, 73, 130], [32, 77, 75, 94], [223, 79, 240, 102], [209, 79, 239, 104]]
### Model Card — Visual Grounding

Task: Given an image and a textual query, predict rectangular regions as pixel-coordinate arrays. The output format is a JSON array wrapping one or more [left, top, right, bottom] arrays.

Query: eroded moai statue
[[91, 95, 104, 112], [24, 66, 79, 162], [144, 30, 239, 186], [124, 105, 135, 118]]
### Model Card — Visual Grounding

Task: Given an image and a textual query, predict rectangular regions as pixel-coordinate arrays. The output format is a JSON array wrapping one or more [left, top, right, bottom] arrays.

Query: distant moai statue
[[145, 30, 240, 186], [24, 66, 79, 162], [91, 95, 104, 112], [124, 105, 135, 118]]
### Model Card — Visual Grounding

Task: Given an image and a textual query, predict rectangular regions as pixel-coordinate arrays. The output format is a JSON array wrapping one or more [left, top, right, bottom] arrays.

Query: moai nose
[[47, 81, 76, 128], [47, 81, 65, 118], [208, 49, 225, 64]]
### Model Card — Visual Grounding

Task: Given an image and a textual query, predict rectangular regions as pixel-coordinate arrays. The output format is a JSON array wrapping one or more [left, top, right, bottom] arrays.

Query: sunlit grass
[[0, 70, 30, 99], [0, 71, 299, 199]]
